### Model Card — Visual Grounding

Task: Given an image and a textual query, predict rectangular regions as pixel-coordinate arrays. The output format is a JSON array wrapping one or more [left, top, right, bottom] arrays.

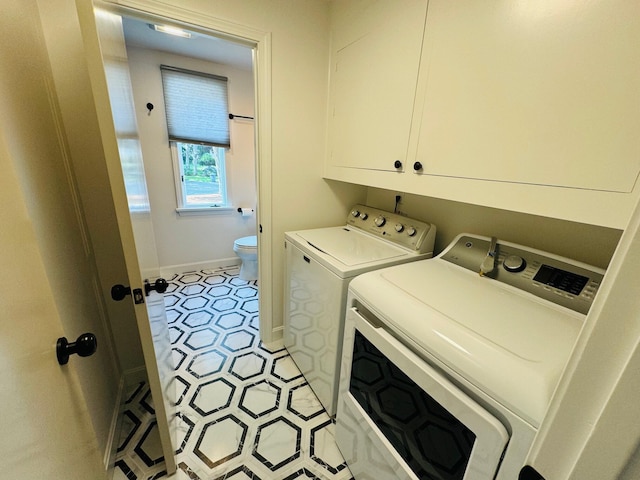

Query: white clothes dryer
[[336, 233, 605, 480], [284, 204, 436, 416]]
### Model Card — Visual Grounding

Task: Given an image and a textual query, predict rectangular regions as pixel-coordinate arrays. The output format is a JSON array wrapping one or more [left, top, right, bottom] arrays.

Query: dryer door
[[337, 306, 509, 480]]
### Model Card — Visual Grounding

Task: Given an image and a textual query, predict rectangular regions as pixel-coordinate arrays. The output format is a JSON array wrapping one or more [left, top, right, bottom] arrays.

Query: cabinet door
[[327, 0, 427, 172], [413, 0, 640, 192]]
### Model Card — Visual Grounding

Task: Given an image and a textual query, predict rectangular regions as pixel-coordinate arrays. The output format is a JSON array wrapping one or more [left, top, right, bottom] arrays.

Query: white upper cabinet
[[326, 0, 428, 172], [414, 0, 640, 191], [325, 0, 640, 229]]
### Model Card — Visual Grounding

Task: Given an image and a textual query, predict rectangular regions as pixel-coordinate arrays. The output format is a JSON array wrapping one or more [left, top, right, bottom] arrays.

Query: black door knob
[[111, 284, 131, 301], [57, 333, 97, 365], [414, 161, 423, 171], [394, 160, 402, 169], [145, 278, 168, 296]]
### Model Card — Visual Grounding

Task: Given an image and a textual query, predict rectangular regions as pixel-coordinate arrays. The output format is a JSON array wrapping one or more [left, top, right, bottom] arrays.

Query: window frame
[[170, 141, 231, 215]]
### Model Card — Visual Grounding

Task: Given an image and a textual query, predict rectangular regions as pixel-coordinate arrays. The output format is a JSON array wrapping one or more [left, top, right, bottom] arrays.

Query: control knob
[[374, 216, 386, 227], [395, 224, 404, 233], [503, 255, 526, 273], [360, 213, 368, 220], [406, 227, 417, 237], [351, 210, 359, 218]]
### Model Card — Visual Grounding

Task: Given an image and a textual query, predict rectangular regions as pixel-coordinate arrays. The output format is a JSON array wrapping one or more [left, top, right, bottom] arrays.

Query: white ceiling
[[122, 16, 253, 71]]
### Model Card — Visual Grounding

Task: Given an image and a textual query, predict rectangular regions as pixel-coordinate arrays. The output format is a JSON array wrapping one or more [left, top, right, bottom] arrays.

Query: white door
[[528, 168, 640, 477], [76, 4, 178, 474], [0, 130, 107, 478]]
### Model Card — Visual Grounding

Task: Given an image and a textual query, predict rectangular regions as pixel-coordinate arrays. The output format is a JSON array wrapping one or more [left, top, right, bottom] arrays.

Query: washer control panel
[[346, 204, 436, 254], [441, 234, 605, 315]]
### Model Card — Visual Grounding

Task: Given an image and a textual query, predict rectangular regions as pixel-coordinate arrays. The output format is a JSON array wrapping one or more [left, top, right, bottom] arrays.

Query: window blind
[[160, 65, 230, 148]]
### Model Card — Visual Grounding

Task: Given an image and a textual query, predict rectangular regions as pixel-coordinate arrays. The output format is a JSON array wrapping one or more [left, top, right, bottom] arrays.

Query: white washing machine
[[284, 204, 436, 416], [336, 233, 605, 479]]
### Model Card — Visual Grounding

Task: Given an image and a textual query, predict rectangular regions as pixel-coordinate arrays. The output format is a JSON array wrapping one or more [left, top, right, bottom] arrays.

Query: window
[[160, 65, 230, 210], [171, 142, 227, 208]]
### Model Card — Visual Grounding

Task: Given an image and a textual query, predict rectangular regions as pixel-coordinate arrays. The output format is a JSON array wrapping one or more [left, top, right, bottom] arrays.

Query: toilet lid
[[235, 236, 257, 248]]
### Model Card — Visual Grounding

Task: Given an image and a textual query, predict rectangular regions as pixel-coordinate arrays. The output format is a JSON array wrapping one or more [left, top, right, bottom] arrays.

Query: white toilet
[[233, 235, 258, 281]]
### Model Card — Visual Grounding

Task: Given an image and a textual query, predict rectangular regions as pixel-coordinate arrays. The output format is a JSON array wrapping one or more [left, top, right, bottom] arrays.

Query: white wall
[[366, 187, 622, 269], [127, 45, 258, 272]]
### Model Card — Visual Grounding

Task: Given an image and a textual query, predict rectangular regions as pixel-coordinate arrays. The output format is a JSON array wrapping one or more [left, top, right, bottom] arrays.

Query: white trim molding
[[159, 258, 241, 279]]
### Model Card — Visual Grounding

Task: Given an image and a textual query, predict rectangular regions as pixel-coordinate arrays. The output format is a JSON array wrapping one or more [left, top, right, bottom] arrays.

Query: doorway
[[120, 15, 259, 283], [106, 6, 276, 348], [94, 7, 275, 473]]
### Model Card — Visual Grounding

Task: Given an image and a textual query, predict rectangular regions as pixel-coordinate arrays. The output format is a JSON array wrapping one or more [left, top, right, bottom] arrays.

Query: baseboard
[[104, 376, 125, 471], [123, 365, 148, 387], [103, 366, 149, 471], [160, 258, 241, 278], [270, 325, 284, 341]]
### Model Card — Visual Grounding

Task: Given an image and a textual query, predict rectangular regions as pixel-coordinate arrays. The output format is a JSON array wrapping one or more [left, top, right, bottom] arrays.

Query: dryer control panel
[[346, 204, 436, 255], [441, 234, 605, 315]]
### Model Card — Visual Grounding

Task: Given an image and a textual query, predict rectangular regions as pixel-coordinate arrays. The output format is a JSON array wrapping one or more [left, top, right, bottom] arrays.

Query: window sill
[[176, 206, 236, 217]]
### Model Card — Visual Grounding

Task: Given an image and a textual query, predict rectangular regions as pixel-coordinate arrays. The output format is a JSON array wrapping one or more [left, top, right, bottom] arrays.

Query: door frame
[[95, 0, 276, 343]]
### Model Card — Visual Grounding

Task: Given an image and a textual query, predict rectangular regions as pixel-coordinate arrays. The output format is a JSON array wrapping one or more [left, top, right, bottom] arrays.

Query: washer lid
[[295, 227, 408, 266], [350, 258, 584, 427]]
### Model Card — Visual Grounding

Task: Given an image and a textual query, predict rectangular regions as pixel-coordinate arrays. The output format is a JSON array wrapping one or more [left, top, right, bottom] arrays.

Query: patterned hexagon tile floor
[[114, 266, 353, 480]]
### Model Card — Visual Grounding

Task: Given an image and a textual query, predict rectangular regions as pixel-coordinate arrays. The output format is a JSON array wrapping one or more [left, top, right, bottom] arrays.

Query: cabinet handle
[[414, 161, 423, 171], [394, 160, 402, 169]]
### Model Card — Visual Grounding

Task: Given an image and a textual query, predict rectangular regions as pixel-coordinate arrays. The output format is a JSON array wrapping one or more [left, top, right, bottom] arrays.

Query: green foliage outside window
[[176, 142, 226, 206]]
